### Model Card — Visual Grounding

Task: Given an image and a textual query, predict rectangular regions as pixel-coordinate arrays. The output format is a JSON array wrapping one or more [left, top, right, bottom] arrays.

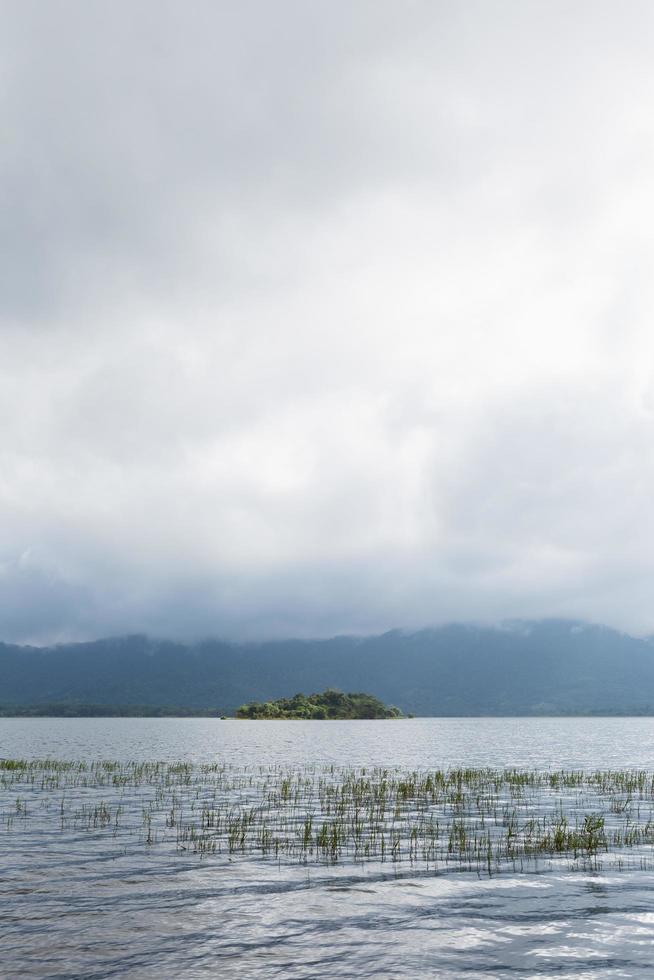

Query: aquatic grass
[[3, 759, 654, 874]]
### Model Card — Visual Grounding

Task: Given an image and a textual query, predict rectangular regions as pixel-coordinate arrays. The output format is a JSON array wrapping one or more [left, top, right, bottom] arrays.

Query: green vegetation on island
[[235, 688, 402, 719]]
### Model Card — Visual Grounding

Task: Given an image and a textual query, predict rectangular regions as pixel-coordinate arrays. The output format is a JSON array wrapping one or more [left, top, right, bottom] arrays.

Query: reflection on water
[[2, 717, 654, 978], [5, 856, 653, 978]]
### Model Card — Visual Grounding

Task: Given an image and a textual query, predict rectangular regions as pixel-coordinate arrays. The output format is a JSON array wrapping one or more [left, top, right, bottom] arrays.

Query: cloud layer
[[3, 1, 654, 642]]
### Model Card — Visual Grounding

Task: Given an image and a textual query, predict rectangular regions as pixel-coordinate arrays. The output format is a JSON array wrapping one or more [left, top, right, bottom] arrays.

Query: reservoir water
[[3, 717, 654, 978]]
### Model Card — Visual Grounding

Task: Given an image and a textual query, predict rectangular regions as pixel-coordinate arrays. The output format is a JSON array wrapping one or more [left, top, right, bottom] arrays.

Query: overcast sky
[[2, 1, 654, 643]]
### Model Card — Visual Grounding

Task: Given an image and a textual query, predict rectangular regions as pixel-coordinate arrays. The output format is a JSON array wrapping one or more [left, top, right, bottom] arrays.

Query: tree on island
[[235, 688, 402, 719]]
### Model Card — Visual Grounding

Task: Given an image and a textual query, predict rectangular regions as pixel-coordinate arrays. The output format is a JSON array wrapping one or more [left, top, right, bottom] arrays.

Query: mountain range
[[3, 619, 654, 715]]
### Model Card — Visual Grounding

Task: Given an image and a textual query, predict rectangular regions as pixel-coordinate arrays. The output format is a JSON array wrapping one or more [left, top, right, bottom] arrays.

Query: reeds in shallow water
[[3, 759, 654, 874]]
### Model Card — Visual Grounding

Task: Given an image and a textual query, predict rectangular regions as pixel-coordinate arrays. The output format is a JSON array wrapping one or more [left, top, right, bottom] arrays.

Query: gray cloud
[[2, 1, 654, 643]]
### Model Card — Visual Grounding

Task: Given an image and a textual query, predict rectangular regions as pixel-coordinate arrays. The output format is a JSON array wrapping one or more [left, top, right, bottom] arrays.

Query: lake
[[3, 717, 654, 978]]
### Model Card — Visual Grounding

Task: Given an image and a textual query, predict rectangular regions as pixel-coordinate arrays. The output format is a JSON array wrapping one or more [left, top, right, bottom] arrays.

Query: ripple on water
[[3, 718, 654, 977]]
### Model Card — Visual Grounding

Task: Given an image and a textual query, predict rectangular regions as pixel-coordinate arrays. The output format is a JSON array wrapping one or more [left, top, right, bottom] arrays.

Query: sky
[[2, 1, 654, 644]]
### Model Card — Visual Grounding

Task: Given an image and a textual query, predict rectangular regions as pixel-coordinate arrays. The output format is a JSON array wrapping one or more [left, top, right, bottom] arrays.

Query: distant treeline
[[0, 692, 403, 719], [0, 704, 229, 718], [236, 689, 403, 719]]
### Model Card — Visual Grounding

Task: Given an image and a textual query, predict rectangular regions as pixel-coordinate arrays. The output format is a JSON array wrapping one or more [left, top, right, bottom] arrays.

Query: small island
[[235, 688, 402, 719]]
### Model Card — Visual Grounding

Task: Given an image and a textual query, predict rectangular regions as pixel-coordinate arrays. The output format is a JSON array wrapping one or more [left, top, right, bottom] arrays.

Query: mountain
[[2, 620, 654, 715]]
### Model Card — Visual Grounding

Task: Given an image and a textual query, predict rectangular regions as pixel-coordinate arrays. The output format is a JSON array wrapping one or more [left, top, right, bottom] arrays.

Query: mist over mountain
[[3, 619, 654, 716]]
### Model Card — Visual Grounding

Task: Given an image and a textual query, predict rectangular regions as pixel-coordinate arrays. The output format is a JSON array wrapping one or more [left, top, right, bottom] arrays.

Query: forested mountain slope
[[2, 620, 653, 715]]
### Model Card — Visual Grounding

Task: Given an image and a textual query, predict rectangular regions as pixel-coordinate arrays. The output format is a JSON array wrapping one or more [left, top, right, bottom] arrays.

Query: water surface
[[3, 717, 654, 979], [3, 715, 654, 768]]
